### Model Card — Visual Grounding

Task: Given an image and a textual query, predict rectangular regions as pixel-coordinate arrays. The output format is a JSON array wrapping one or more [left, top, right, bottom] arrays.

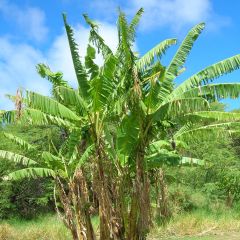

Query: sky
[[0, 0, 240, 110]]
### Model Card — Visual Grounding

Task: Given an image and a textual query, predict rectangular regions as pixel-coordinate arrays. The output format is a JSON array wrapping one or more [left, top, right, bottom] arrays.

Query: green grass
[[174, 237, 224, 240], [0, 214, 71, 240], [1, 209, 240, 240], [0, 214, 100, 240]]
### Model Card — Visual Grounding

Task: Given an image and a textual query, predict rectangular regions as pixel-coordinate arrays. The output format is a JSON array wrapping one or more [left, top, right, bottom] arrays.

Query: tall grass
[[149, 207, 240, 239], [1, 209, 240, 239], [0, 214, 100, 240], [0, 215, 71, 240]]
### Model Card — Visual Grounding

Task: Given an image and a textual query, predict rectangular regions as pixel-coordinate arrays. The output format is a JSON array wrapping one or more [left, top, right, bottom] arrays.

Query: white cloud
[[0, 0, 48, 42], [0, 37, 50, 110], [128, 0, 230, 32], [87, 0, 229, 33], [0, 22, 119, 110], [130, 0, 211, 31]]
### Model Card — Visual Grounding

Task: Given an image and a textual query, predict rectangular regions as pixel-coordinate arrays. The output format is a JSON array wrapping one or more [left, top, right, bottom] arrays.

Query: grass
[[0, 214, 71, 240], [0, 214, 100, 240], [149, 207, 240, 239], [1, 209, 240, 240]]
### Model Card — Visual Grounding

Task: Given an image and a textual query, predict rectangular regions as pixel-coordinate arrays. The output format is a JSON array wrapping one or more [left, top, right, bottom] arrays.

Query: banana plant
[[2, 8, 240, 240], [114, 10, 240, 238]]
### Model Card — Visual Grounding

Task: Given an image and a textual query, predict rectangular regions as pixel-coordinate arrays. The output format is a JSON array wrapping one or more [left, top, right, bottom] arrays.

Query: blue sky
[[0, 0, 240, 110]]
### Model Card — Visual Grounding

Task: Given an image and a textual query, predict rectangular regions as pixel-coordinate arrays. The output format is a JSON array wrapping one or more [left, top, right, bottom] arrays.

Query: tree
[[2, 8, 240, 240]]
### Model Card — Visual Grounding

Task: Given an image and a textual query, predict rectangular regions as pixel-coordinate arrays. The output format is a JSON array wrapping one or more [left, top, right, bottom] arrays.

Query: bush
[[169, 185, 196, 213], [0, 125, 58, 219]]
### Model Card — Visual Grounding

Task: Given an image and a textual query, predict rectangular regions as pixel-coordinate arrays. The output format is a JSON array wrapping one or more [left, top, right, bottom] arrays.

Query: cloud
[[130, 0, 230, 32], [0, 37, 50, 110], [86, 0, 229, 33], [0, 22, 119, 110], [0, 0, 48, 42], [128, 0, 211, 31]]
